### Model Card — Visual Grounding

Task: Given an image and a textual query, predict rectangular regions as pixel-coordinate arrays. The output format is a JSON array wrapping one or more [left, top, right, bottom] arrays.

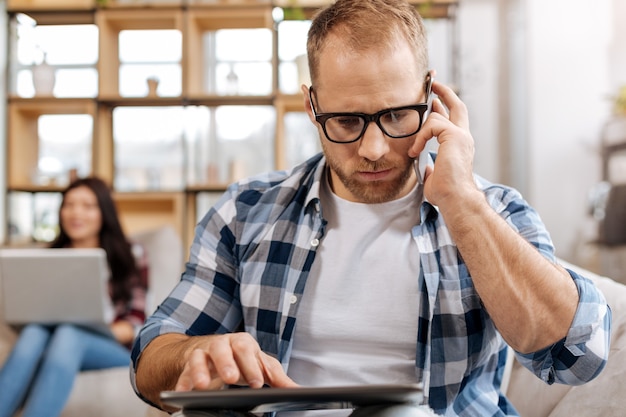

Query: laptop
[[0, 248, 113, 336]]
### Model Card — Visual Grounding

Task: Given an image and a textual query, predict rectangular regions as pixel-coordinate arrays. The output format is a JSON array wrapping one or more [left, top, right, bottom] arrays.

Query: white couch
[[2, 235, 625, 416], [0, 226, 182, 417]]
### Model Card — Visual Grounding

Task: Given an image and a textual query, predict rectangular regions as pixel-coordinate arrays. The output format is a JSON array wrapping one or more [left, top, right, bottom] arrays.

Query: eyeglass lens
[[324, 108, 423, 143]]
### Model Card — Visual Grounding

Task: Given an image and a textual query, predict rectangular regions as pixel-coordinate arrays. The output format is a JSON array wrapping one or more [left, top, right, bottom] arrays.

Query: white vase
[[32, 57, 56, 96]]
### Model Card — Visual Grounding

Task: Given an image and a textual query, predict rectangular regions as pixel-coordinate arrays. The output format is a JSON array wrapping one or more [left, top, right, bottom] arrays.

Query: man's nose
[[358, 121, 389, 161]]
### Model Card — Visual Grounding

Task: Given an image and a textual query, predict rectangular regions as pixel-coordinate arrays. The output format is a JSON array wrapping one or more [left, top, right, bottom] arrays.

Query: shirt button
[[311, 238, 320, 247], [290, 295, 298, 304]]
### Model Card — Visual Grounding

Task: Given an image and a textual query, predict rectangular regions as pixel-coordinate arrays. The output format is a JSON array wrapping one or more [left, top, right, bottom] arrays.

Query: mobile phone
[[414, 151, 434, 185], [415, 72, 436, 184]]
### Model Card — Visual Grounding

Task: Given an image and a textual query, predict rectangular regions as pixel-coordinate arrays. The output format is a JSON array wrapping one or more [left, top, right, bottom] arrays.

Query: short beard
[[324, 153, 414, 204]]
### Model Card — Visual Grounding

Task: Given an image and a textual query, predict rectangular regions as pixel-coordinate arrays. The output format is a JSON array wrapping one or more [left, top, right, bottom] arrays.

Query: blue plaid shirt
[[131, 153, 611, 416]]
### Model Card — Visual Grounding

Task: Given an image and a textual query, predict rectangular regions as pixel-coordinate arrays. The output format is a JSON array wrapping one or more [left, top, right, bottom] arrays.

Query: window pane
[[11, 18, 98, 98], [113, 107, 185, 191], [118, 29, 182, 97], [278, 20, 311, 94], [37, 114, 93, 186], [284, 112, 321, 169], [119, 64, 182, 97], [203, 29, 273, 95], [119, 30, 182, 62], [215, 29, 272, 61], [185, 105, 275, 185], [54, 69, 98, 98], [16, 23, 98, 66], [214, 62, 272, 96], [8, 192, 62, 245]]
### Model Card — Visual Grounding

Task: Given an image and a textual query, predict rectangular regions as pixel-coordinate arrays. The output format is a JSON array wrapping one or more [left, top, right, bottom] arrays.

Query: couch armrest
[[507, 259, 626, 417]]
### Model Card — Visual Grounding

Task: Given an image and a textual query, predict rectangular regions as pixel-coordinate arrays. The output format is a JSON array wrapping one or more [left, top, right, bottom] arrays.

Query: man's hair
[[306, 0, 429, 87]]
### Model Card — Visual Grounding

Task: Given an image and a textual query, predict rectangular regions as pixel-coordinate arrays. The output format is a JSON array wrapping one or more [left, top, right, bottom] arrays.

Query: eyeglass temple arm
[[308, 86, 317, 116]]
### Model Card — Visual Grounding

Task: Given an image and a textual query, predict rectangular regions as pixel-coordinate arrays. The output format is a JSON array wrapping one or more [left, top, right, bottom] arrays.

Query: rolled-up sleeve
[[517, 268, 612, 385]]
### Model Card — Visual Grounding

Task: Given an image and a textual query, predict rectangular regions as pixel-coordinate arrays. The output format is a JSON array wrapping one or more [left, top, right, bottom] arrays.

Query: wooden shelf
[[5, 10, 95, 24], [7, 0, 95, 12], [185, 184, 229, 192], [100, 0, 183, 9], [187, 94, 275, 106], [187, 0, 272, 7], [113, 191, 185, 237], [275, 93, 305, 112], [8, 0, 458, 18], [97, 96, 185, 107], [274, 0, 458, 19], [7, 185, 67, 193]]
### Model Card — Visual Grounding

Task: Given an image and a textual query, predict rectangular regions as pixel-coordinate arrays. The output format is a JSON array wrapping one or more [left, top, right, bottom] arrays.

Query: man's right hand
[[174, 332, 299, 391], [135, 332, 299, 411]]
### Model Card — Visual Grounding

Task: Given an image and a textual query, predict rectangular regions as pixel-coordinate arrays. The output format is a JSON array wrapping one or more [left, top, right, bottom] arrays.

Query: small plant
[[282, 0, 307, 21]]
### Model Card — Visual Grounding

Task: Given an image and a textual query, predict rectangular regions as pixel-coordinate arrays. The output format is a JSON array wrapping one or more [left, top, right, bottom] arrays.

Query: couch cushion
[[131, 225, 184, 314], [61, 368, 151, 417]]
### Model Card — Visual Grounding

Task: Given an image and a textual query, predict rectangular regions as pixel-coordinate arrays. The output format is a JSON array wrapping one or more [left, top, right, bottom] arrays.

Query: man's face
[[305, 36, 428, 204]]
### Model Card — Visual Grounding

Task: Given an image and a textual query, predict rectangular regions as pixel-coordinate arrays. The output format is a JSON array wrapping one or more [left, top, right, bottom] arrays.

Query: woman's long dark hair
[[50, 177, 138, 303]]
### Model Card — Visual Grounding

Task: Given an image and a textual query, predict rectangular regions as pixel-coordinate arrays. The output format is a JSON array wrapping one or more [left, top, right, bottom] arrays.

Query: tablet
[[160, 384, 423, 413]]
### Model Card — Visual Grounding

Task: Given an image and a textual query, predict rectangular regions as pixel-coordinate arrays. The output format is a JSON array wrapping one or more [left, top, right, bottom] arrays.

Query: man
[[130, 0, 611, 416]]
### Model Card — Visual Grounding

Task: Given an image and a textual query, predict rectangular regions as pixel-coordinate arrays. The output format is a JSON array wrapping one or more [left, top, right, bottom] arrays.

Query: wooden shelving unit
[[4, 0, 458, 253]]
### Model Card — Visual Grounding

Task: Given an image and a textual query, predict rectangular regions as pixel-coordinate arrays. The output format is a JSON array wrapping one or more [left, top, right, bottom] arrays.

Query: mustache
[[355, 160, 394, 172]]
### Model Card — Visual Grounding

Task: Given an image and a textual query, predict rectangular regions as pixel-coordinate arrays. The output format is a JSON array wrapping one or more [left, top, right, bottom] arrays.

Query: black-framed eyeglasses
[[309, 75, 433, 144]]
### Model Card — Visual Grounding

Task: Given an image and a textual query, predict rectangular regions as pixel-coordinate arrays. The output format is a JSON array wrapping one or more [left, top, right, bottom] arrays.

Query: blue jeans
[[0, 323, 131, 417]]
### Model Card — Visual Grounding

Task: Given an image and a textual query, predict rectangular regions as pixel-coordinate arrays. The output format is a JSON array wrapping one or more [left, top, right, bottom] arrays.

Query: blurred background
[[0, 0, 625, 281]]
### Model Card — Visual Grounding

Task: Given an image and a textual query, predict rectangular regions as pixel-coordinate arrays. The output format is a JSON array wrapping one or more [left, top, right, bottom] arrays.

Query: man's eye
[[383, 110, 409, 124], [335, 116, 362, 129]]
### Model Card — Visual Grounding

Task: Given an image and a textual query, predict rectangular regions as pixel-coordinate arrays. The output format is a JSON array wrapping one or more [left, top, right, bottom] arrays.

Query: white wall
[[456, 0, 501, 182], [454, 0, 625, 263], [525, 0, 614, 261], [608, 0, 626, 91]]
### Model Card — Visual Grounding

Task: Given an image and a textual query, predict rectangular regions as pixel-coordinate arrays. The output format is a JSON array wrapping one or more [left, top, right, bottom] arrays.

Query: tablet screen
[[161, 384, 424, 412]]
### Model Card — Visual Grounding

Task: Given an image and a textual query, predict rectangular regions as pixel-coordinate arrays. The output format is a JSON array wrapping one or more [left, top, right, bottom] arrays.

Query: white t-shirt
[[282, 173, 423, 417]]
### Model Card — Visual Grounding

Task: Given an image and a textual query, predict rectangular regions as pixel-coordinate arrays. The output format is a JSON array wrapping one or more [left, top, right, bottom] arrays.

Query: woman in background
[[0, 177, 149, 417]]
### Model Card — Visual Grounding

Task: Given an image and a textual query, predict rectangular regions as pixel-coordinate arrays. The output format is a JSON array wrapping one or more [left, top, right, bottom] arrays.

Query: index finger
[[431, 81, 469, 129], [259, 352, 299, 388]]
